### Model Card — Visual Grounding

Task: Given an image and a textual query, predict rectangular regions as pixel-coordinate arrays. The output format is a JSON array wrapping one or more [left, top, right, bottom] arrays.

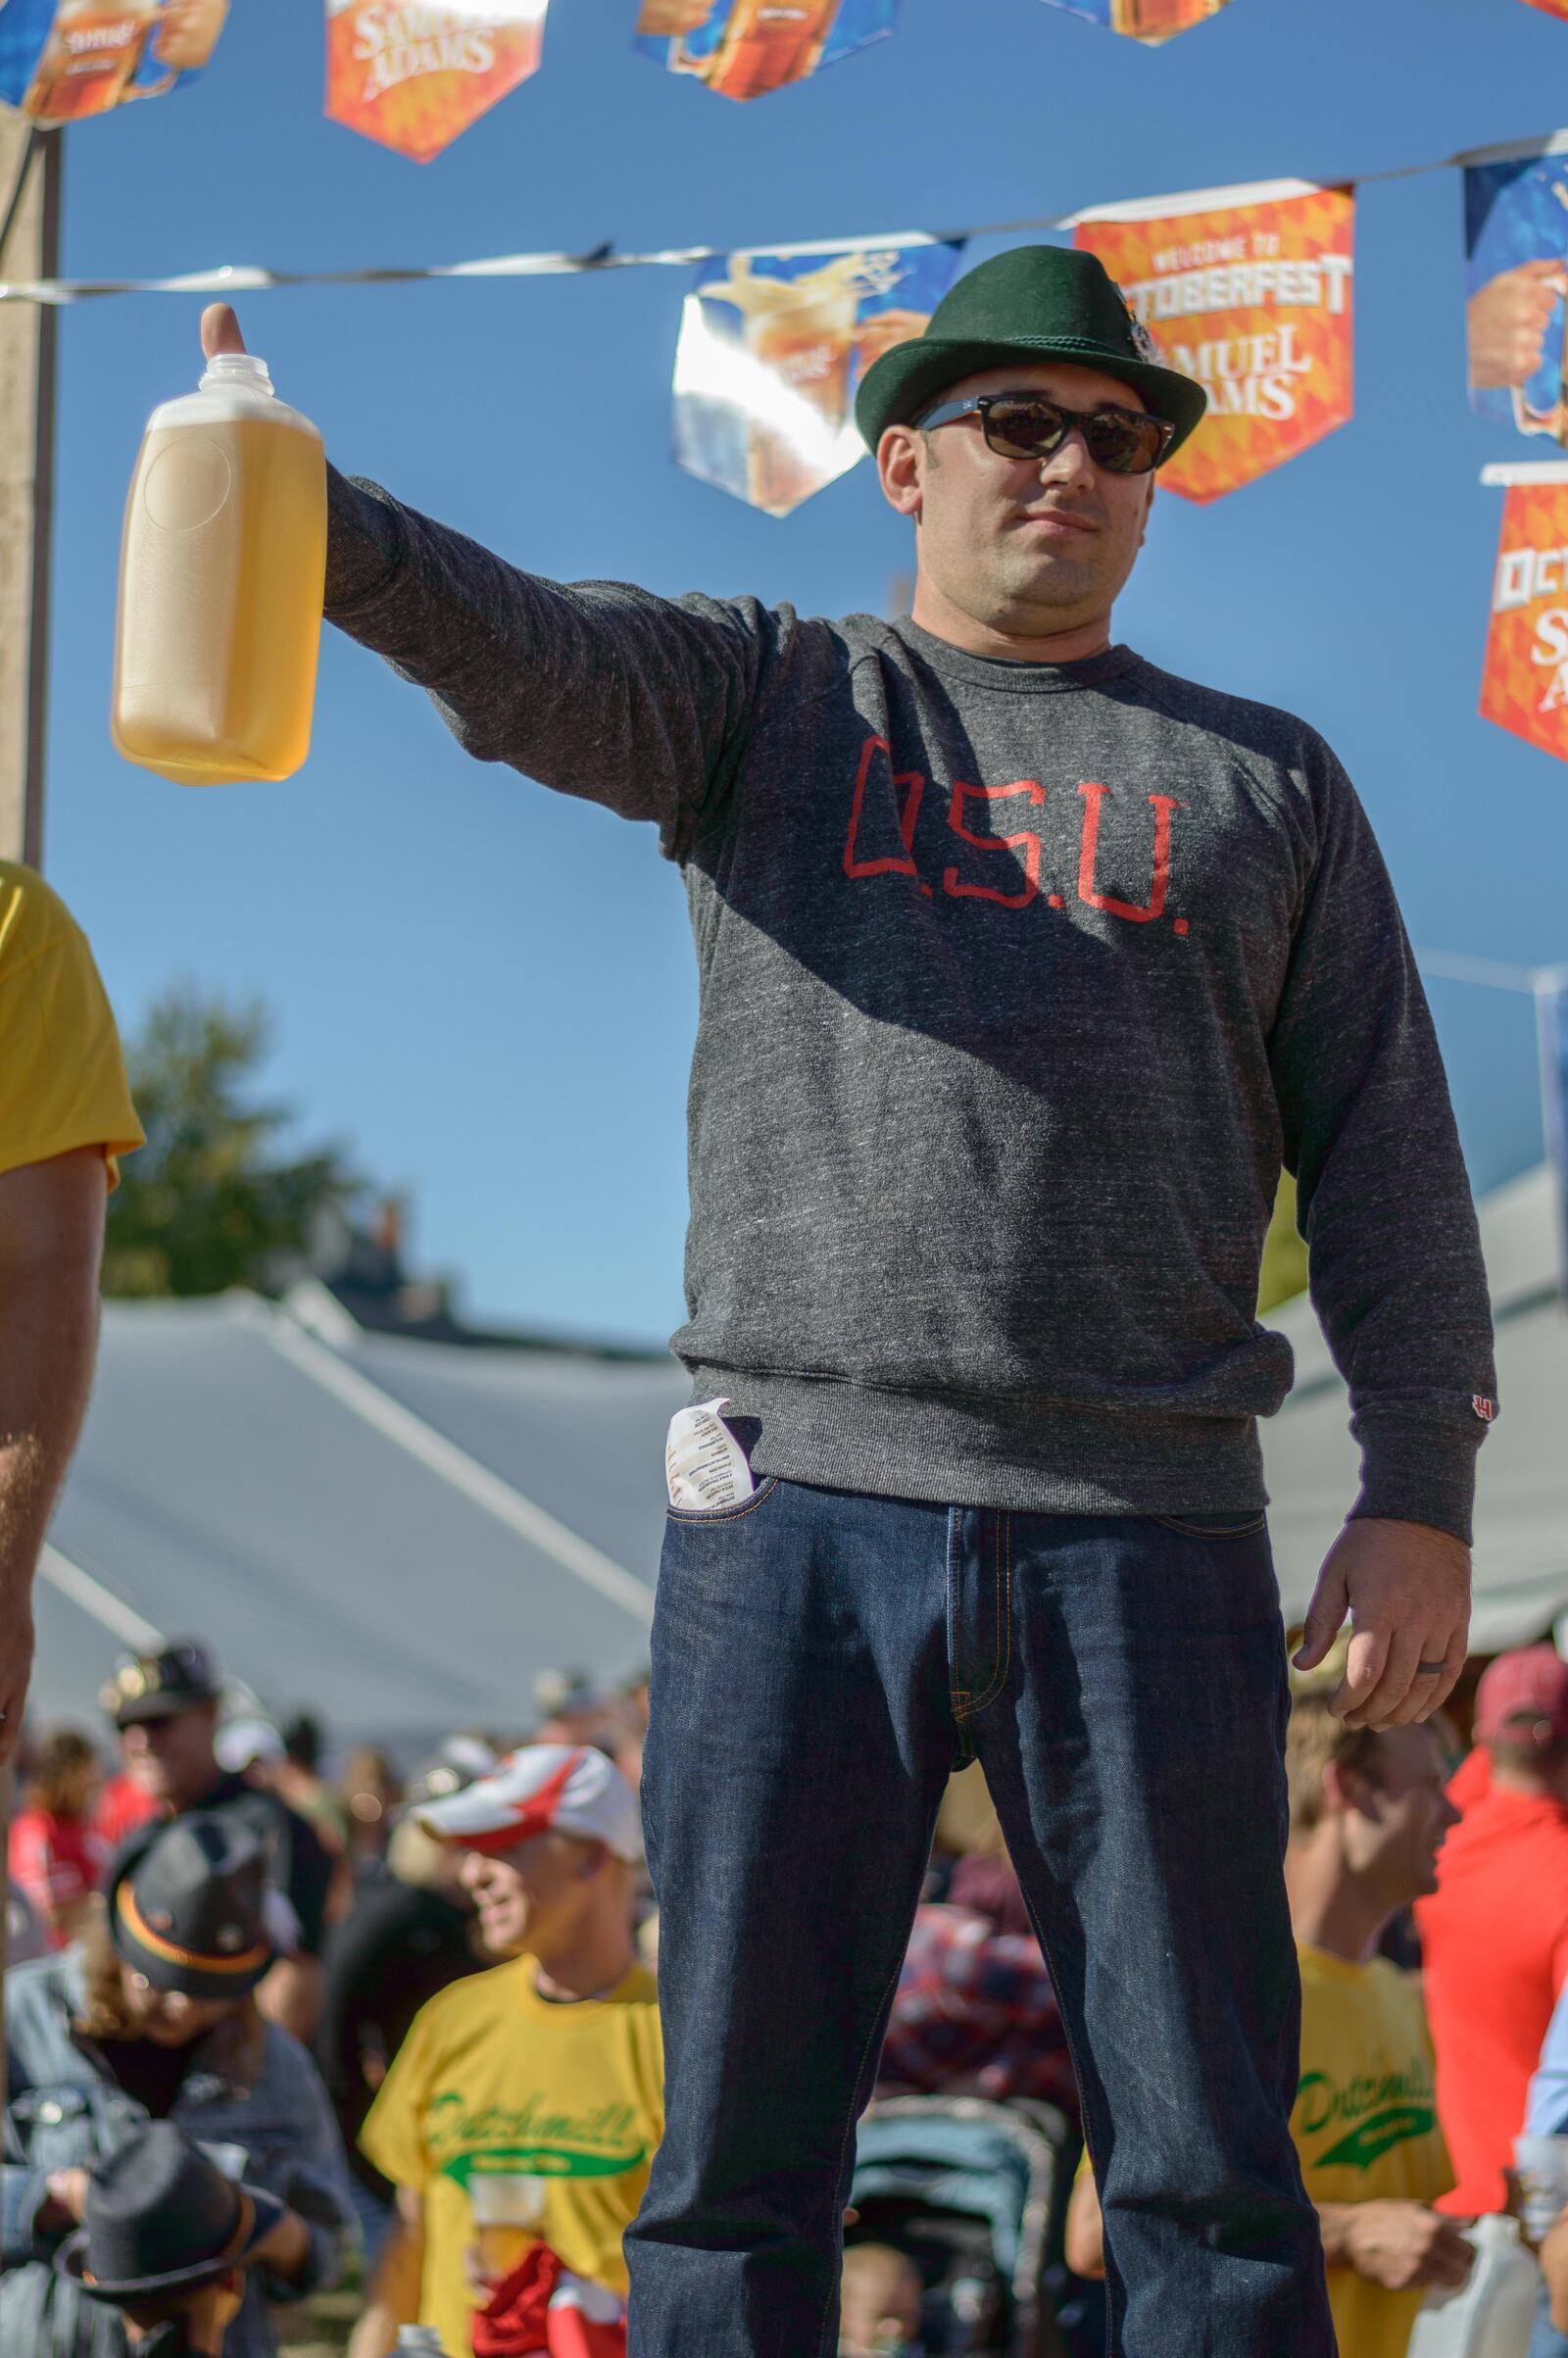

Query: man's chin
[[479, 1917, 525, 1956]]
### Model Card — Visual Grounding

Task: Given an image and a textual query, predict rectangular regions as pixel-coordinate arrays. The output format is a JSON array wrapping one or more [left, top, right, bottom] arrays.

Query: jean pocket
[[1152, 1510, 1268, 1540], [665, 1474, 782, 1526]]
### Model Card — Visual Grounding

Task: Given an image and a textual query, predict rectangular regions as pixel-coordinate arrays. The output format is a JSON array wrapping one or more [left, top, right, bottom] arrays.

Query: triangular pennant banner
[[1480, 467, 1568, 759], [634, 0, 897, 101], [0, 0, 227, 123], [1464, 138, 1568, 449], [1036, 0, 1233, 42], [672, 240, 962, 514], [1074, 180, 1354, 503], [325, 0, 550, 162]]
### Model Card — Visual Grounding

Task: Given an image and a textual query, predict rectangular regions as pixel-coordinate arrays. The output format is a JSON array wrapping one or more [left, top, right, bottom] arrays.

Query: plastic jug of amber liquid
[[112, 351, 326, 785]]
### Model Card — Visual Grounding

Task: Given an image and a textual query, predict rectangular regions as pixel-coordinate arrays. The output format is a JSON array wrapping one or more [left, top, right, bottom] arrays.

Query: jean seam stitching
[[665, 1474, 781, 1526], [1151, 1512, 1267, 1540], [811, 1896, 931, 2358], [966, 1511, 1011, 1719], [947, 1505, 970, 1713], [1004, 1866, 1118, 2358]]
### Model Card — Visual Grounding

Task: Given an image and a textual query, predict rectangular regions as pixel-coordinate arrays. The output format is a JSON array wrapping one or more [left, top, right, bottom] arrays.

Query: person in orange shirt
[[1415, 1646, 1568, 2218]]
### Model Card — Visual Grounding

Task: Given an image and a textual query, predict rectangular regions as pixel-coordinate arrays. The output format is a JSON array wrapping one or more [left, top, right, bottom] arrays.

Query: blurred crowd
[[9, 1635, 1568, 2358]]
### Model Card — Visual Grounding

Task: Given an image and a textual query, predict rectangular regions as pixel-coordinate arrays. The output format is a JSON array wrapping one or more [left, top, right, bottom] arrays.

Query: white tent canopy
[[32, 1291, 687, 1759], [1263, 1162, 1566, 1652]]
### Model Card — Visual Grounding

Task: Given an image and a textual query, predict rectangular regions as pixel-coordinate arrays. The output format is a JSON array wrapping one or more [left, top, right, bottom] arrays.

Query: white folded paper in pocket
[[665, 1397, 757, 1512]]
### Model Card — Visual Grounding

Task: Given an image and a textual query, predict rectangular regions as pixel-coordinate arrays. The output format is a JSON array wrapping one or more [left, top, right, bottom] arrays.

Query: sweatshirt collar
[[889, 615, 1143, 696]]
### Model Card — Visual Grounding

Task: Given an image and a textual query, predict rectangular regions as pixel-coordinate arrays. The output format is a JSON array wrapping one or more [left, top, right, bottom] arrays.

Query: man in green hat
[[202, 247, 1493, 2357]]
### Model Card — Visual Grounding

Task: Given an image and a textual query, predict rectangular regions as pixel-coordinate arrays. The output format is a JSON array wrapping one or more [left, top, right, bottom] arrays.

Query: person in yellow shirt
[[349, 1744, 662, 2358], [0, 861, 142, 1762], [1065, 1690, 1473, 2358]]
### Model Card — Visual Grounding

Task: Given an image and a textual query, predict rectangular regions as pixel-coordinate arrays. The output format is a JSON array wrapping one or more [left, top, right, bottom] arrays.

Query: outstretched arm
[[201, 305, 771, 862]]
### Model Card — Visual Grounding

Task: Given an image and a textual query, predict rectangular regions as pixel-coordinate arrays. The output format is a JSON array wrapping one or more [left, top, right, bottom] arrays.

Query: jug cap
[[199, 352, 274, 397]]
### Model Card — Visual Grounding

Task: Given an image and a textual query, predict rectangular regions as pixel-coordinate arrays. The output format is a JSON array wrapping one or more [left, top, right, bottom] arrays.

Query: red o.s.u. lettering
[[1076, 781, 1179, 923], [942, 778, 1046, 910], [844, 734, 927, 881]]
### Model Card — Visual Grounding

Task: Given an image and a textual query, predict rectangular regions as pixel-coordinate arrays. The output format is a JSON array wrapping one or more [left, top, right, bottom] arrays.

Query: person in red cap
[[348, 1746, 662, 2358], [1415, 1646, 1568, 2217]]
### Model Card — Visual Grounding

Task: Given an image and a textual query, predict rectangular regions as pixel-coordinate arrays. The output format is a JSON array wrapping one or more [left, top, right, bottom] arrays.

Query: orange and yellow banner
[[325, 0, 549, 162], [0, 0, 228, 123], [1073, 179, 1354, 504], [634, 0, 896, 102], [1521, 0, 1568, 19], [1037, 0, 1232, 41], [1480, 468, 1568, 759]]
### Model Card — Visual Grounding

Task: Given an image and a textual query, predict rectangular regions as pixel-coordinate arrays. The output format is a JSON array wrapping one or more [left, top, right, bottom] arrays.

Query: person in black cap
[[2, 1811, 355, 2358], [195, 242, 1496, 2358], [99, 1642, 334, 2042], [55, 2121, 294, 2355]]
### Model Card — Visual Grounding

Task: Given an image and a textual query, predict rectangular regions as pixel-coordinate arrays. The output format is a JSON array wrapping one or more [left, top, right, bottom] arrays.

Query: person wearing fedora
[[55, 2120, 294, 2356], [96, 1641, 336, 2044], [196, 239, 1496, 2355], [2, 1811, 356, 2358]]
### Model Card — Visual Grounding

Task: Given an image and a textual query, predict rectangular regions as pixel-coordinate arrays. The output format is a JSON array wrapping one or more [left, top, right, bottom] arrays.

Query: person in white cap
[[347, 1746, 662, 2358]]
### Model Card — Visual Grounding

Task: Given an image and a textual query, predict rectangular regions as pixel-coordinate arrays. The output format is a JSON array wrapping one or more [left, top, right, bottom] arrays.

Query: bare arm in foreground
[[0, 1149, 107, 1763]]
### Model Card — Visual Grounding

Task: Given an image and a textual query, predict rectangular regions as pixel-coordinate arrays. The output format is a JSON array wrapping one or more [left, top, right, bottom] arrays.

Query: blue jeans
[[1532, 2280, 1568, 2358], [626, 1478, 1334, 2358]]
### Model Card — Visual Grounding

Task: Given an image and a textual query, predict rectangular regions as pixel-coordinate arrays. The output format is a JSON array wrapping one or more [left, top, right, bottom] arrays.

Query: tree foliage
[[104, 984, 365, 1300]]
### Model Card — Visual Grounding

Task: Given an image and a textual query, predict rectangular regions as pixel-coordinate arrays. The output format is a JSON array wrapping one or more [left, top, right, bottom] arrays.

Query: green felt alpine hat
[[856, 244, 1206, 460]]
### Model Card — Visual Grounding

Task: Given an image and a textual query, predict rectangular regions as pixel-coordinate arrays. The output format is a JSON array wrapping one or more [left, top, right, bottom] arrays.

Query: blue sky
[[41, 0, 1568, 1344]]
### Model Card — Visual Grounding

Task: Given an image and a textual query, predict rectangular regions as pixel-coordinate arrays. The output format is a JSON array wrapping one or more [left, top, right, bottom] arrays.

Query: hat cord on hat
[[116, 1884, 270, 1980]]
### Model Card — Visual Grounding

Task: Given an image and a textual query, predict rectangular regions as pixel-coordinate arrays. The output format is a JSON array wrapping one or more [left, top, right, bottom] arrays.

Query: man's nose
[[1039, 427, 1099, 487]]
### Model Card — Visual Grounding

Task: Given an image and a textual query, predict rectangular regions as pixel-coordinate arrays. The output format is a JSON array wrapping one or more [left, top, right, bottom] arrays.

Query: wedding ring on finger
[[1415, 1660, 1448, 1677]]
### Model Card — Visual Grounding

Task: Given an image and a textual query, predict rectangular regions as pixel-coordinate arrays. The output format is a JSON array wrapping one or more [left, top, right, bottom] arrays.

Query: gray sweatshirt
[[323, 468, 1496, 1540]]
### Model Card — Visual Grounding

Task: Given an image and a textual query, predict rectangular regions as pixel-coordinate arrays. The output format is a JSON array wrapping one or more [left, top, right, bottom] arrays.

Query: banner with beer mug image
[[1463, 135, 1568, 450], [1035, 0, 1233, 42], [671, 239, 962, 516], [1479, 464, 1568, 760], [324, 0, 551, 162], [633, 0, 896, 102], [0, 0, 227, 123], [1072, 178, 1354, 503]]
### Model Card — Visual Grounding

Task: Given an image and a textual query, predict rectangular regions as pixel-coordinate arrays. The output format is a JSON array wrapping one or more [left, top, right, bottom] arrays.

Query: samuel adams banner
[[326, 0, 550, 160], [673, 240, 962, 515], [1037, 0, 1232, 40], [0, 0, 227, 123], [1073, 178, 1355, 504], [634, 0, 897, 101], [1480, 463, 1568, 759]]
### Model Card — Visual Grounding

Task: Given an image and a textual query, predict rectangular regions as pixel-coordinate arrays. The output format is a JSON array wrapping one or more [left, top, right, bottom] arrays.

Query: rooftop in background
[[31, 1287, 685, 1757]]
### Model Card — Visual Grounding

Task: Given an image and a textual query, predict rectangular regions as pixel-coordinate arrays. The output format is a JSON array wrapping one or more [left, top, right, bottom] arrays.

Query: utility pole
[[0, 115, 61, 872], [0, 107, 60, 2012]]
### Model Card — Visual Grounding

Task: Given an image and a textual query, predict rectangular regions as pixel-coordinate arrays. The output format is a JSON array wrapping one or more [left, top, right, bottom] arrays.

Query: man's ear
[[1321, 1758, 1380, 1822], [877, 423, 923, 520]]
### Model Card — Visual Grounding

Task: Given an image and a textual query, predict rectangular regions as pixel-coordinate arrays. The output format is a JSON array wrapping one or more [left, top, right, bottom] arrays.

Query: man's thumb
[[200, 302, 247, 361], [1294, 1569, 1349, 1670]]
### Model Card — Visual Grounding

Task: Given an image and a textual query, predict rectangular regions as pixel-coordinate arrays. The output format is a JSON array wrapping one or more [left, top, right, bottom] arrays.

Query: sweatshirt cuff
[[1348, 1410, 1486, 1546], [324, 467, 407, 616]]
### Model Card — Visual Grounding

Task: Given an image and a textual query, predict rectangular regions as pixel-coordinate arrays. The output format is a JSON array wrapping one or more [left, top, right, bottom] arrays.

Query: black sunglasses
[[914, 390, 1174, 476]]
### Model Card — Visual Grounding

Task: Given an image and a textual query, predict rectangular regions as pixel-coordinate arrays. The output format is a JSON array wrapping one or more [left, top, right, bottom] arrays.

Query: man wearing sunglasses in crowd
[[201, 243, 1494, 2358]]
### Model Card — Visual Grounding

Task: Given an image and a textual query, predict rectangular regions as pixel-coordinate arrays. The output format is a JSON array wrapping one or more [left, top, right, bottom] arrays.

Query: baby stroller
[[849, 2093, 1073, 2358]]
